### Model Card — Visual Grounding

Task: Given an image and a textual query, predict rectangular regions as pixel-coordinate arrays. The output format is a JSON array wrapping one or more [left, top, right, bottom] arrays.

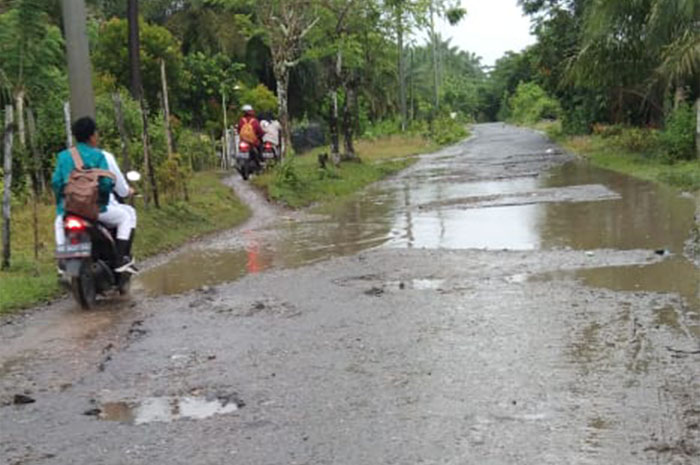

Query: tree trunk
[[329, 89, 340, 161], [159, 59, 174, 158], [409, 47, 415, 121], [2, 105, 14, 270], [140, 99, 159, 208], [275, 66, 292, 158], [342, 81, 356, 159], [63, 101, 73, 148], [396, 6, 406, 132], [674, 87, 686, 111], [330, 48, 342, 164], [222, 92, 229, 170], [696, 97, 700, 159], [429, 2, 439, 112], [127, 0, 143, 101], [15, 90, 25, 148], [112, 92, 131, 172]]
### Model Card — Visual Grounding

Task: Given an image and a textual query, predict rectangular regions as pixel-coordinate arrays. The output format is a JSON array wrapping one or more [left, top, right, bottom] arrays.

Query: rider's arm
[[51, 152, 67, 199]]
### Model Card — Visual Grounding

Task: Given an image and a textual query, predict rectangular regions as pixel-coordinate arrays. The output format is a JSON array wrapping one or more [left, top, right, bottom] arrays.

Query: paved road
[[1, 124, 698, 464]]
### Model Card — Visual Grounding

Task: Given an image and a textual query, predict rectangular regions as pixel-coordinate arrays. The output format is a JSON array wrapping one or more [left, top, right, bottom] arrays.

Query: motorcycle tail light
[[65, 216, 86, 231], [239, 142, 250, 151], [264, 142, 272, 150]]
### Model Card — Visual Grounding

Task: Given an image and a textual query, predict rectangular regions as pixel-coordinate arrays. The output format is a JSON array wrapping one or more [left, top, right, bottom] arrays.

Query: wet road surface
[[1, 124, 699, 464]]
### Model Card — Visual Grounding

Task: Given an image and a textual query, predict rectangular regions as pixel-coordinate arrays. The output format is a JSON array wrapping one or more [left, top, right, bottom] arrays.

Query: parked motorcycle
[[236, 141, 260, 180], [56, 171, 141, 309]]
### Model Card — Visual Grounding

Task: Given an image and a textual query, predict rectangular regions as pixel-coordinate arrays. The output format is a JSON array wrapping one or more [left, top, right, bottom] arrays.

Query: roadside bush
[[430, 115, 468, 145], [659, 103, 695, 162], [508, 82, 561, 125], [363, 119, 401, 139], [591, 123, 624, 138], [611, 127, 659, 154]]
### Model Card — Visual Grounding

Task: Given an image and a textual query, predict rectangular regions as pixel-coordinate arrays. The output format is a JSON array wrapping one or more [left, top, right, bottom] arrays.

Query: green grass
[[253, 135, 441, 209], [0, 171, 249, 314], [559, 134, 700, 191]]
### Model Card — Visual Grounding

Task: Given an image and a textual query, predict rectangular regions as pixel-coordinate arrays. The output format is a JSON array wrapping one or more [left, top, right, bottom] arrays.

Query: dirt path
[[1, 124, 698, 465]]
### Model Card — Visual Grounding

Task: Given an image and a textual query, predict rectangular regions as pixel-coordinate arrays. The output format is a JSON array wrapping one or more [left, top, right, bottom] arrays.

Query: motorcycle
[[55, 171, 141, 309], [261, 141, 280, 165], [236, 141, 260, 181]]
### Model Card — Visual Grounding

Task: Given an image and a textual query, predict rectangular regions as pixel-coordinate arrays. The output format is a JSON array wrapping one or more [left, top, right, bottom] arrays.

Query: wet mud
[[1, 123, 698, 464]]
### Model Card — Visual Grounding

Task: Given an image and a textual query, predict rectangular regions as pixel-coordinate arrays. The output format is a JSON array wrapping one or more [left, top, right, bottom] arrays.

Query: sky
[[436, 0, 537, 67]]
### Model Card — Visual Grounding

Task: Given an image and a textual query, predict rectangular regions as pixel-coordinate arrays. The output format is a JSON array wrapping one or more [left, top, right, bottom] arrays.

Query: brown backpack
[[63, 147, 116, 221]]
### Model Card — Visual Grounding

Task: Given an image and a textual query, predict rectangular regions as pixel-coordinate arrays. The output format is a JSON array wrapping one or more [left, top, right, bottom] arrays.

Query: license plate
[[263, 152, 275, 159], [238, 152, 249, 160], [56, 242, 91, 258]]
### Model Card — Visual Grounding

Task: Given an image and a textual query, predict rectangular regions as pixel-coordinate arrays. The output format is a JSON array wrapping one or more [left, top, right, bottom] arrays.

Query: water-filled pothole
[[97, 395, 241, 425]]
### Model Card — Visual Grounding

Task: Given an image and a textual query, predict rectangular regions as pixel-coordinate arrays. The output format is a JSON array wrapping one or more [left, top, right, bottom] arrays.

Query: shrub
[[431, 114, 468, 145], [659, 103, 695, 162], [508, 82, 561, 125], [611, 127, 659, 154]]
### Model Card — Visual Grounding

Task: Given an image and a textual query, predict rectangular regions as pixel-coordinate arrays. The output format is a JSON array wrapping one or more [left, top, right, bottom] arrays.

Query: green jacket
[[51, 143, 114, 216]]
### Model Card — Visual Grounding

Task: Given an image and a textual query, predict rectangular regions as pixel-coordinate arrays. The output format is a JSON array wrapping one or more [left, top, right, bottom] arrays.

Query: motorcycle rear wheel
[[240, 163, 250, 180], [71, 262, 97, 309]]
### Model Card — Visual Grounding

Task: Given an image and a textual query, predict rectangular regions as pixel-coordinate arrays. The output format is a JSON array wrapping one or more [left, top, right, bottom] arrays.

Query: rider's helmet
[[242, 104, 254, 114]]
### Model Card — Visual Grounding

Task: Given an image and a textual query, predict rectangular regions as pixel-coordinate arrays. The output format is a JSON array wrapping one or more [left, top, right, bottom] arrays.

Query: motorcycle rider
[[103, 149, 138, 267], [237, 104, 265, 162], [52, 117, 136, 273]]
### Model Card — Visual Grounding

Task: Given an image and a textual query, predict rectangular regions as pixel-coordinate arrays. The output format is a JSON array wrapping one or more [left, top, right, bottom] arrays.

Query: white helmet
[[242, 104, 253, 112]]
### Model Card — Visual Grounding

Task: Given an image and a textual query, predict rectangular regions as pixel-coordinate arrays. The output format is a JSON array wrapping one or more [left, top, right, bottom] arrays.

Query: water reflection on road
[[138, 141, 697, 304]]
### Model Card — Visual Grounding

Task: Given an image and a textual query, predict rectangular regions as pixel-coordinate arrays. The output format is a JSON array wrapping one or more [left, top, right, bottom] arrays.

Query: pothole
[[94, 394, 242, 425]]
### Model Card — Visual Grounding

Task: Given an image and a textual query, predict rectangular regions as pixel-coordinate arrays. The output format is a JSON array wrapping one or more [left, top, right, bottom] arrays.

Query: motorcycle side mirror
[[126, 171, 141, 182]]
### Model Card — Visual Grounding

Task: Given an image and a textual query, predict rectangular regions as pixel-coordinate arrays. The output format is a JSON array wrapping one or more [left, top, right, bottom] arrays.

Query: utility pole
[[60, 0, 95, 121]]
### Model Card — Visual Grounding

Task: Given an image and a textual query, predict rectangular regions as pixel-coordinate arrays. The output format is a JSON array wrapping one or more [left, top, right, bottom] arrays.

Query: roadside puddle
[[97, 395, 241, 425], [137, 158, 697, 298]]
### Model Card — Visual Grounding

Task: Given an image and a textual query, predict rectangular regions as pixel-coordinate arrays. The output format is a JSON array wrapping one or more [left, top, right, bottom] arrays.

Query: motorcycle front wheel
[[71, 261, 97, 309]]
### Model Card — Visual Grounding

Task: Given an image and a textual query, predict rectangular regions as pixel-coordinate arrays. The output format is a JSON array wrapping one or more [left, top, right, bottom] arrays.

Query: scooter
[[261, 141, 280, 165], [55, 171, 141, 309], [236, 141, 261, 180]]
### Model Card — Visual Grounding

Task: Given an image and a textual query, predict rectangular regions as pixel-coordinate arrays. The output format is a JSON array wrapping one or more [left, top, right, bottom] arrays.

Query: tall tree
[[259, 0, 320, 156]]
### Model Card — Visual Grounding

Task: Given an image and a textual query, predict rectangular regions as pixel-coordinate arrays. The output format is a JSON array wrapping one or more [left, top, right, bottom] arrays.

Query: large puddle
[[137, 150, 698, 303]]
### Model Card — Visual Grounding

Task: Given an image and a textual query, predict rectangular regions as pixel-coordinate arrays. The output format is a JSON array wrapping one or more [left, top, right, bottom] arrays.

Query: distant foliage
[[508, 82, 561, 125]]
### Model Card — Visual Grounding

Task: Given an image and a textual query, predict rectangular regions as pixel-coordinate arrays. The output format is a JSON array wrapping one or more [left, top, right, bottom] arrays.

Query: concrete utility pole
[[61, 0, 96, 121]]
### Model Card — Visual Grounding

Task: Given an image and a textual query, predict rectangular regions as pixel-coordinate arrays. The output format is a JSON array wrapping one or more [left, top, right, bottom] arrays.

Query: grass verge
[[253, 135, 441, 208], [0, 171, 249, 314], [534, 120, 700, 192]]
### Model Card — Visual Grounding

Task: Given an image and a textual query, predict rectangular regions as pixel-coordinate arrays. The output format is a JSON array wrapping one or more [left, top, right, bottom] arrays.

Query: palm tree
[[0, 0, 63, 146]]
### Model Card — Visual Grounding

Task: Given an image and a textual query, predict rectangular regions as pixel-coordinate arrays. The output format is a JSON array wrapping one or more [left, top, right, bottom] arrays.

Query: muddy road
[[2, 124, 699, 464]]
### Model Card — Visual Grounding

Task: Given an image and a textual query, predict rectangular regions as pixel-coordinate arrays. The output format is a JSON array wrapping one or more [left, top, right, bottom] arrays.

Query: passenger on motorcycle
[[261, 113, 282, 156], [237, 104, 265, 161], [52, 117, 136, 273]]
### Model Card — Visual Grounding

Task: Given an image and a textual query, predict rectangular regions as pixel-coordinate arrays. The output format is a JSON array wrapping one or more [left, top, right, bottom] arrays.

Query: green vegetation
[[545, 125, 700, 192], [253, 135, 440, 208], [505, 82, 560, 125], [0, 171, 249, 314]]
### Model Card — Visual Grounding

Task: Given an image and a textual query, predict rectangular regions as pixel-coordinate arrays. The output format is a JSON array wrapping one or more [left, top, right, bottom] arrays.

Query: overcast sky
[[434, 0, 537, 66]]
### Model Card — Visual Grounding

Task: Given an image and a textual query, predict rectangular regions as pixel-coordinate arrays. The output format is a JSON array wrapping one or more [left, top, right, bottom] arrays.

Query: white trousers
[[55, 204, 136, 246]]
